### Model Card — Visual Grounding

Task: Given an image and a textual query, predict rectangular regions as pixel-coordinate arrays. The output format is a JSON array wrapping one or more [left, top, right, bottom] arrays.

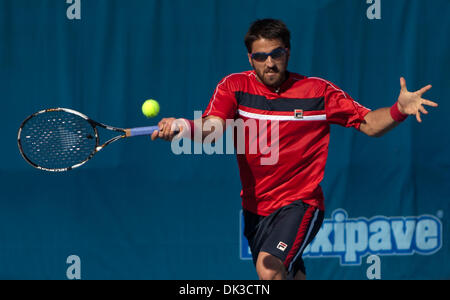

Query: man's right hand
[[150, 115, 226, 142], [151, 118, 189, 141]]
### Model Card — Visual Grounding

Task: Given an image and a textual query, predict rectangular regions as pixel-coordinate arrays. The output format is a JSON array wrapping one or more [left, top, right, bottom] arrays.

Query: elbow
[[366, 129, 386, 138], [361, 126, 384, 138]]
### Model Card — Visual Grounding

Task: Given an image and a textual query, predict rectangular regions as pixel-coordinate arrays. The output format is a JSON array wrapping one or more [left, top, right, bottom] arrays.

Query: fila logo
[[277, 241, 288, 252], [294, 109, 303, 119]]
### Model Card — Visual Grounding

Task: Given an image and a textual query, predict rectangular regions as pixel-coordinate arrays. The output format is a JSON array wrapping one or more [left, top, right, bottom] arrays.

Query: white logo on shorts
[[277, 241, 288, 252]]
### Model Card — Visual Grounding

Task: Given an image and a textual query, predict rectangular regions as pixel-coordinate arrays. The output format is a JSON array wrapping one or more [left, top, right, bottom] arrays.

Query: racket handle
[[125, 126, 180, 137], [126, 126, 160, 137]]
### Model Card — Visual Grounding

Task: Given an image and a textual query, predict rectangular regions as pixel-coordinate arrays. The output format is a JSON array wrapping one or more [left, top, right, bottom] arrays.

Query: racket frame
[[17, 108, 154, 172]]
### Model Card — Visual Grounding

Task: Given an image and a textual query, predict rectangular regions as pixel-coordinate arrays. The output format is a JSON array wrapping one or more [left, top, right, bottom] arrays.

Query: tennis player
[[151, 19, 438, 280]]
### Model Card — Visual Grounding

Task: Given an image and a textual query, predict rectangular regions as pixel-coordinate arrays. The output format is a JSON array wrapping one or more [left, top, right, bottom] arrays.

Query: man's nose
[[265, 56, 275, 67]]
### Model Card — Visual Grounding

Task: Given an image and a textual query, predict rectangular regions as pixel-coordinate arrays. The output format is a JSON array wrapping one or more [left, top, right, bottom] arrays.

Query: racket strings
[[19, 111, 97, 169]]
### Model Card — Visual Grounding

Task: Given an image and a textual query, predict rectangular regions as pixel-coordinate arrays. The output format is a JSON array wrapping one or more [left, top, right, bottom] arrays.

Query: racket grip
[[126, 126, 180, 137], [127, 126, 160, 137]]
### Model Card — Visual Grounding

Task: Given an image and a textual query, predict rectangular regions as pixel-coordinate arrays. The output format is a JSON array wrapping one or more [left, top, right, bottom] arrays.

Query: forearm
[[186, 116, 226, 143], [152, 115, 226, 142], [359, 106, 401, 137]]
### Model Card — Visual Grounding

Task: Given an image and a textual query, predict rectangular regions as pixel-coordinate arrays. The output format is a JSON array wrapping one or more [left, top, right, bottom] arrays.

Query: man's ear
[[248, 53, 254, 68]]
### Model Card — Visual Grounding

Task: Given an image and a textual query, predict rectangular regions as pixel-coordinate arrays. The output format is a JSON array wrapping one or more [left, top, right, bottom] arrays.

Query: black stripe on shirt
[[235, 92, 324, 112]]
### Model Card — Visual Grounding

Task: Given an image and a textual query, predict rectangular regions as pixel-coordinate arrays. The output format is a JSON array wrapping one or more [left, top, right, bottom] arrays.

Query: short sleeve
[[202, 75, 238, 121], [325, 83, 371, 130]]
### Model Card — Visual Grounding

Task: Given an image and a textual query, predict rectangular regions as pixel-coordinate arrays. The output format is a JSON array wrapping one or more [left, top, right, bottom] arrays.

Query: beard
[[254, 65, 287, 88]]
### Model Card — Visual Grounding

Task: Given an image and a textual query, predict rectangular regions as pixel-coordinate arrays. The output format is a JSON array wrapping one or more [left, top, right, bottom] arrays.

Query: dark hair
[[244, 19, 291, 53]]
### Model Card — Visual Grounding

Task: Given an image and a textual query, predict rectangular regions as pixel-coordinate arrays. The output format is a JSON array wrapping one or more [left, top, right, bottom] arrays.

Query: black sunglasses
[[250, 47, 288, 62]]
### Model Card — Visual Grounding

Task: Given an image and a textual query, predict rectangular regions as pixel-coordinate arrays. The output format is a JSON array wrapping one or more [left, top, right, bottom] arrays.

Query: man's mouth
[[265, 70, 279, 76]]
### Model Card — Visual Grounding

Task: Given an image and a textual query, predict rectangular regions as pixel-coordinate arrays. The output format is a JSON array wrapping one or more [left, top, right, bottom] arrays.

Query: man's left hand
[[397, 77, 438, 123]]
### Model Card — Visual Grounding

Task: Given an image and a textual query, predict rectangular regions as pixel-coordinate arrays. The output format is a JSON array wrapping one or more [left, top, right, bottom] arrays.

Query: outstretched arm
[[359, 77, 438, 137]]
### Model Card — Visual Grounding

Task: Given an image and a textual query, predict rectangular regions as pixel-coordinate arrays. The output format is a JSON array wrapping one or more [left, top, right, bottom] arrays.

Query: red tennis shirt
[[202, 70, 371, 216]]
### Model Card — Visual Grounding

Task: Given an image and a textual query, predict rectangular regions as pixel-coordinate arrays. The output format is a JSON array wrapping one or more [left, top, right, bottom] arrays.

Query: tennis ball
[[141, 99, 160, 118]]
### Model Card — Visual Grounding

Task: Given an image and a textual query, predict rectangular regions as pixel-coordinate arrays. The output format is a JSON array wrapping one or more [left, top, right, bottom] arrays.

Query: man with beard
[[151, 19, 438, 280]]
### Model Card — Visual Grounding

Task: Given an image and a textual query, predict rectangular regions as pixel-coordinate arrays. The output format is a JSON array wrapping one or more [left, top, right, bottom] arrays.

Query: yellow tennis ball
[[141, 99, 160, 118]]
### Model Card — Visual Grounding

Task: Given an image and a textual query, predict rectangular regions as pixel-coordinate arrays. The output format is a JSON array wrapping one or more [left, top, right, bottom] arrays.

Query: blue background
[[0, 0, 449, 279]]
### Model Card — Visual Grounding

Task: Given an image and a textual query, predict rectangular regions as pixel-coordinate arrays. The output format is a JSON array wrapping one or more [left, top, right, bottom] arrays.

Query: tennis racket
[[17, 108, 164, 172]]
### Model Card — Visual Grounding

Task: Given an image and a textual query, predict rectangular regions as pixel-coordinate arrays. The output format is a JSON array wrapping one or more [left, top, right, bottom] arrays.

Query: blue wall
[[0, 0, 448, 279]]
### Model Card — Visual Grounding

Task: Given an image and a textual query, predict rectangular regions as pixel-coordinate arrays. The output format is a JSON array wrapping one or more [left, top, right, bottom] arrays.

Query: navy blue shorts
[[243, 200, 324, 277]]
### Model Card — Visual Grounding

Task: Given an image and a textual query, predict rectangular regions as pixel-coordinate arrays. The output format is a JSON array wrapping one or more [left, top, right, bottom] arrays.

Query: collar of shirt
[[251, 71, 298, 96]]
